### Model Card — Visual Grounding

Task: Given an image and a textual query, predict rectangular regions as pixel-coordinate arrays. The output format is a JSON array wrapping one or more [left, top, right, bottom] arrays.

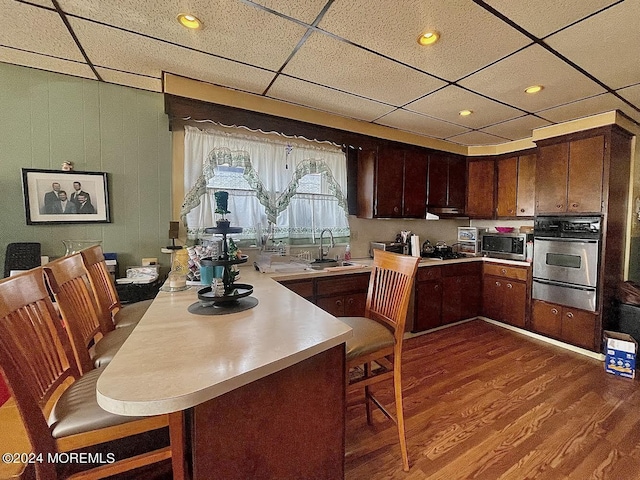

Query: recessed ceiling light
[[417, 31, 439, 46], [459, 109, 473, 116], [177, 13, 203, 29], [525, 85, 543, 94]]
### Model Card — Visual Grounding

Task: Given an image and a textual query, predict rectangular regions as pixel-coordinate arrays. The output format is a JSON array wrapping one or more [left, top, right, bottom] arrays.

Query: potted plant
[[214, 191, 231, 228]]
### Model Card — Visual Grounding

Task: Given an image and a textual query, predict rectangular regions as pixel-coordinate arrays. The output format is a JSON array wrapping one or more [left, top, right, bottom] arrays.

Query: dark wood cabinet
[[531, 299, 597, 350], [441, 263, 482, 325], [316, 273, 370, 317], [413, 267, 442, 332], [357, 147, 427, 218], [496, 152, 536, 218], [427, 153, 466, 215], [466, 158, 495, 218], [536, 135, 604, 214], [279, 279, 314, 301], [482, 263, 530, 329]]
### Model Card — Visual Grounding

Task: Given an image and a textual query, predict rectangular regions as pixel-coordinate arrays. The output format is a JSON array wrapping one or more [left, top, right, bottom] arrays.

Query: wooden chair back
[[44, 254, 112, 375], [80, 245, 122, 318], [0, 269, 79, 479], [366, 249, 420, 341]]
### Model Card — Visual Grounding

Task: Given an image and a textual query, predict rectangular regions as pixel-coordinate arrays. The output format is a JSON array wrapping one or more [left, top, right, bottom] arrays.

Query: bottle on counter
[[344, 244, 351, 261]]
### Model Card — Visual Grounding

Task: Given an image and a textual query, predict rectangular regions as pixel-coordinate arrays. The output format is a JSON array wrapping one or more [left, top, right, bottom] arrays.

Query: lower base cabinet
[[482, 264, 530, 328], [531, 299, 597, 350]]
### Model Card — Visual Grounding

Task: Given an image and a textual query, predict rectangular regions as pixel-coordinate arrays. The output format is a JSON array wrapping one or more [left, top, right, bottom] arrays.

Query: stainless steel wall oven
[[532, 216, 601, 312]]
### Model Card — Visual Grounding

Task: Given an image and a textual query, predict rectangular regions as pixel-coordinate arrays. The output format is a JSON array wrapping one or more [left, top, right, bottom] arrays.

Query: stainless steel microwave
[[481, 232, 531, 261]]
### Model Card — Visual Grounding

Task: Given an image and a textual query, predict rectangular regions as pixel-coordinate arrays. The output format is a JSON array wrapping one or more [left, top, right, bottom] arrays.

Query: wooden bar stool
[[339, 250, 419, 472]]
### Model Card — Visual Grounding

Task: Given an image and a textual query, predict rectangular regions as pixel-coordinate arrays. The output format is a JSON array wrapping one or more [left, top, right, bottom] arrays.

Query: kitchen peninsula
[[96, 267, 352, 479]]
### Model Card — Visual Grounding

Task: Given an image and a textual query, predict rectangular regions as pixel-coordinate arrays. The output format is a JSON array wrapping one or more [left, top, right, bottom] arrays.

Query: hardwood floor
[[345, 319, 640, 480]]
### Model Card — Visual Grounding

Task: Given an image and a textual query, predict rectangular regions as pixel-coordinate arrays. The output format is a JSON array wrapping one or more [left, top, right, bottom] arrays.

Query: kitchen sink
[[310, 259, 339, 270]]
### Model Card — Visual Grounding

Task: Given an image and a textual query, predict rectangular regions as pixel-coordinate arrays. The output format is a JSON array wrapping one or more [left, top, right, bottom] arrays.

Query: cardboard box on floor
[[604, 330, 637, 379]]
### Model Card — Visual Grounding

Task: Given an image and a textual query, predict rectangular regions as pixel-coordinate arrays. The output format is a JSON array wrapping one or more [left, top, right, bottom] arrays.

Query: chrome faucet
[[319, 229, 335, 261]]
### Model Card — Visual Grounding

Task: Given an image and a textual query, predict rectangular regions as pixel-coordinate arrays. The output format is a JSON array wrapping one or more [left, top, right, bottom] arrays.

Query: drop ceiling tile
[[545, 1, 640, 90], [68, 18, 275, 94], [95, 67, 162, 92], [615, 87, 640, 123], [0, 1, 84, 62], [318, 0, 530, 82], [0, 47, 94, 80], [268, 75, 396, 122], [281, 32, 446, 106], [251, 0, 329, 24], [447, 130, 507, 146], [459, 44, 605, 112], [375, 109, 470, 139], [483, 0, 619, 38], [537, 92, 640, 124], [480, 115, 551, 141], [54, 0, 307, 70], [405, 85, 523, 129]]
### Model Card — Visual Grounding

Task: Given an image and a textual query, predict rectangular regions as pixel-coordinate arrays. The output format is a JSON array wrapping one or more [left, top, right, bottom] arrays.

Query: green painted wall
[[0, 63, 172, 274]]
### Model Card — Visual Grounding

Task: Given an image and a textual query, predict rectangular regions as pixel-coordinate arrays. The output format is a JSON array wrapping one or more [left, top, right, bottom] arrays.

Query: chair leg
[[393, 366, 409, 472], [364, 362, 373, 425]]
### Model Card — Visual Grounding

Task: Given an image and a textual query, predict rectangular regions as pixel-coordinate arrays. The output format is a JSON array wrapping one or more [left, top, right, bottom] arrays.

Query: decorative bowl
[[495, 226, 515, 233]]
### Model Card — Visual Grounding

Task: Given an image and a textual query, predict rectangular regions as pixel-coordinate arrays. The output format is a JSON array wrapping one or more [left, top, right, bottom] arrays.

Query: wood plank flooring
[[345, 320, 640, 480]]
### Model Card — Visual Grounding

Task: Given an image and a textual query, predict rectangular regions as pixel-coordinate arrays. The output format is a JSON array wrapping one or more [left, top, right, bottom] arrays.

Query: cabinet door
[[414, 281, 442, 331], [561, 307, 597, 350], [502, 280, 526, 328], [375, 148, 404, 217], [279, 279, 314, 301], [448, 156, 467, 211], [496, 157, 518, 217], [482, 275, 503, 321], [442, 276, 462, 324], [467, 159, 495, 218], [516, 153, 536, 217], [567, 136, 604, 213], [536, 143, 569, 214], [531, 300, 562, 338], [460, 274, 482, 320], [344, 292, 367, 317], [426, 154, 448, 207], [403, 150, 428, 217], [316, 296, 345, 316]]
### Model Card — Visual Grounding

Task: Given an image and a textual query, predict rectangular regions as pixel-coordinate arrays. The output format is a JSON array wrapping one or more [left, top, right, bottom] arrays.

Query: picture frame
[[21, 168, 111, 225]]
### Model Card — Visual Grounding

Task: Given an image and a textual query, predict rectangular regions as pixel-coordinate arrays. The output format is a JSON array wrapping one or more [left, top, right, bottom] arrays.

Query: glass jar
[[62, 240, 102, 256]]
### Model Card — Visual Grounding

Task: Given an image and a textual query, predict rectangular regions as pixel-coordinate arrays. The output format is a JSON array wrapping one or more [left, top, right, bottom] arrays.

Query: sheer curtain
[[181, 125, 350, 245]]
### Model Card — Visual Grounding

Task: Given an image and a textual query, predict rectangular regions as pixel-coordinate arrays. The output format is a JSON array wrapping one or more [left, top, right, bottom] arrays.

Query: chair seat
[[339, 316, 394, 361], [92, 324, 135, 368], [48, 368, 146, 438], [114, 299, 152, 328]]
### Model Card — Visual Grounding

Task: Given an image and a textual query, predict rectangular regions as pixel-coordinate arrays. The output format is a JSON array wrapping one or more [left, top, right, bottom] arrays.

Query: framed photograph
[[21, 168, 111, 225]]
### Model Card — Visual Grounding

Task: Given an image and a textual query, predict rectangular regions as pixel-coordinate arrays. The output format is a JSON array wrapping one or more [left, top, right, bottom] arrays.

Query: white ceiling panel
[[446, 130, 507, 146], [616, 86, 640, 122], [318, 0, 531, 82], [375, 109, 470, 139], [280, 32, 446, 107], [480, 114, 551, 141], [459, 44, 605, 111], [483, 0, 620, 38], [0, 0, 84, 62], [54, 0, 308, 70], [405, 85, 523, 129], [268, 75, 396, 123], [537, 93, 640, 124], [68, 17, 275, 94], [250, 0, 329, 24], [0, 47, 94, 79], [545, 1, 640, 90], [95, 67, 162, 92]]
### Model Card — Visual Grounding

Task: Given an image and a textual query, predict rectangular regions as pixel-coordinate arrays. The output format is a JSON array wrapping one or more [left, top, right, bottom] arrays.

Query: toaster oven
[[369, 241, 406, 257]]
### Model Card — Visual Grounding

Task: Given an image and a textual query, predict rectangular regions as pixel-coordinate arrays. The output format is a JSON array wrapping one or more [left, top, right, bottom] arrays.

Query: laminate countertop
[[96, 267, 352, 416]]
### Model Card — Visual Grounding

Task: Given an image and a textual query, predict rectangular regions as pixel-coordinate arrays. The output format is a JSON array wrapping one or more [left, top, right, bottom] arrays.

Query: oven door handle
[[533, 236, 599, 243], [532, 278, 597, 291]]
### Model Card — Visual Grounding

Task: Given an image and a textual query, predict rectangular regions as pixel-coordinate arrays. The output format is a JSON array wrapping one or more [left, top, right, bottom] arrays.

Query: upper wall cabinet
[[496, 152, 536, 218], [535, 135, 605, 214], [357, 147, 427, 219], [466, 158, 495, 219], [427, 153, 466, 216]]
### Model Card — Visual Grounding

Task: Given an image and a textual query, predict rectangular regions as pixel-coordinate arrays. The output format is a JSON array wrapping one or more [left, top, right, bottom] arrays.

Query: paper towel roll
[[411, 235, 420, 257]]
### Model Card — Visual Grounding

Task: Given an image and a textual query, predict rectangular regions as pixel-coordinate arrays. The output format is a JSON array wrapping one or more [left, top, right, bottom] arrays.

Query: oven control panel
[[534, 216, 601, 239]]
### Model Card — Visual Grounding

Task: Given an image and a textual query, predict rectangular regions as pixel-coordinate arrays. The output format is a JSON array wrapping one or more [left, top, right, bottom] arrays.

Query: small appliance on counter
[[457, 227, 485, 256], [369, 241, 406, 257]]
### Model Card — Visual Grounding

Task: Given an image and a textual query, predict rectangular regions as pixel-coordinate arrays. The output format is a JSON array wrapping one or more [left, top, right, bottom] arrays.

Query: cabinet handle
[[393, 206, 399, 213], [495, 281, 501, 287], [571, 203, 578, 208], [556, 204, 563, 209], [501, 268, 507, 274], [507, 283, 513, 289], [566, 312, 574, 319], [520, 208, 525, 213], [434, 284, 440, 290], [347, 298, 354, 305], [551, 308, 559, 315], [336, 300, 343, 307]]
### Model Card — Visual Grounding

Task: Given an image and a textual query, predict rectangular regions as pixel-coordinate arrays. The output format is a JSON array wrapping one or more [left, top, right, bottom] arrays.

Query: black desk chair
[[3, 242, 41, 277]]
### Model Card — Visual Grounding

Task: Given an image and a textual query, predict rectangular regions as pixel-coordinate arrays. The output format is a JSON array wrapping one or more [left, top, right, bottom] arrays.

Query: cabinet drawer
[[279, 279, 314, 298], [417, 266, 441, 282], [484, 263, 528, 281], [316, 273, 370, 296]]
